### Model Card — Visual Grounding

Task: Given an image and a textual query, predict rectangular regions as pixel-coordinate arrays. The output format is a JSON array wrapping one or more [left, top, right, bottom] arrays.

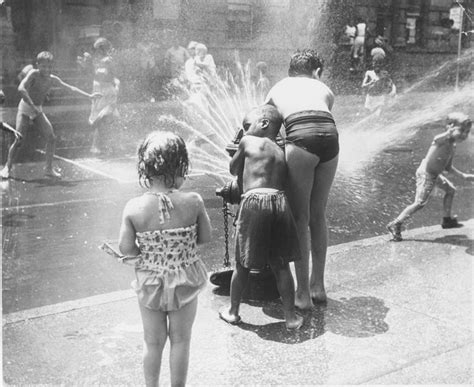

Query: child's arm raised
[[118, 201, 140, 256], [195, 193, 211, 245], [52, 75, 101, 99]]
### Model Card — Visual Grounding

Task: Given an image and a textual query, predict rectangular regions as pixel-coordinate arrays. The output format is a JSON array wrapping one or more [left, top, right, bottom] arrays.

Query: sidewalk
[[3, 220, 473, 385]]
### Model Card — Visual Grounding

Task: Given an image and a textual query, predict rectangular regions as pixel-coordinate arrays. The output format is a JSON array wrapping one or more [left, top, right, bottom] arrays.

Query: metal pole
[[455, 2, 463, 91]]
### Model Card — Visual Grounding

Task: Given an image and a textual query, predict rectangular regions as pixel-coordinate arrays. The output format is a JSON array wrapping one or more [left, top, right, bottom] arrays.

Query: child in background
[[78, 37, 120, 154], [387, 112, 473, 241], [118, 131, 211, 386], [256, 61, 271, 104], [1, 51, 100, 179], [219, 105, 303, 330], [361, 61, 396, 116]]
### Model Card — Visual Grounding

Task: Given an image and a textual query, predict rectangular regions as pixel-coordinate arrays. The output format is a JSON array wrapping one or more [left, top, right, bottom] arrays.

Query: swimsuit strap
[[145, 191, 175, 224]]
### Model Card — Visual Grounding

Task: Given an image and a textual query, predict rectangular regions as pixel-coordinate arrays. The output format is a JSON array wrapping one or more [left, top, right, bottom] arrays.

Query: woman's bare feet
[[310, 290, 327, 304], [286, 313, 304, 330], [218, 307, 242, 325], [295, 291, 313, 310]]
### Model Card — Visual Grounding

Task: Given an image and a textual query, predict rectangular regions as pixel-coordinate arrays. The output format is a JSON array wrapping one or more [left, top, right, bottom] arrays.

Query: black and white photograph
[[1, 0, 473, 385]]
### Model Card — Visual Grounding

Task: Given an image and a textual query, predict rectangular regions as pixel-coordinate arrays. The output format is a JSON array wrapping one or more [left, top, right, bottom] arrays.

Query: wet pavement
[[2, 94, 473, 314], [3, 221, 472, 385], [2, 92, 473, 384]]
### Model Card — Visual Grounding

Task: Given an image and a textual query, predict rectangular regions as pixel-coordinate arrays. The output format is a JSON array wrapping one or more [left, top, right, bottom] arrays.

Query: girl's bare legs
[[309, 155, 338, 303], [168, 297, 198, 387], [139, 303, 168, 387], [285, 143, 319, 310]]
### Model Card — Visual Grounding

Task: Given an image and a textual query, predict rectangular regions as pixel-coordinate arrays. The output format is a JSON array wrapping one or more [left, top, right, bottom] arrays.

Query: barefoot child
[[118, 131, 211, 386], [387, 112, 473, 241], [361, 61, 396, 116], [219, 105, 303, 330], [1, 51, 100, 179]]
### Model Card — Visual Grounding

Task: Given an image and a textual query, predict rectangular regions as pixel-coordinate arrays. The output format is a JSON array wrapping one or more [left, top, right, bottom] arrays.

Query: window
[[227, 1, 253, 41], [405, 12, 421, 45]]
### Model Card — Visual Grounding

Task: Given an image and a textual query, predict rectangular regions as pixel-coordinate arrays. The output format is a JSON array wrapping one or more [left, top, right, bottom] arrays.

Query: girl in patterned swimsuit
[[118, 131, 211, 387]]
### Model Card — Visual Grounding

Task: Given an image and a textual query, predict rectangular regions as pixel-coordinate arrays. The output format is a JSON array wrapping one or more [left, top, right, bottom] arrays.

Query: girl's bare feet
[[218, 307, 242, 325]]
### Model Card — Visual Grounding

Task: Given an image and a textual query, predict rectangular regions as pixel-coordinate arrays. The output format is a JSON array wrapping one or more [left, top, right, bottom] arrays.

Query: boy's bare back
[[240, 135, 286, 193]]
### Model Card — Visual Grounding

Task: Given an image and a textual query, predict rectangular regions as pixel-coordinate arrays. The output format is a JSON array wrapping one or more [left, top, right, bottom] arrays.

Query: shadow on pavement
[[235, 296, 390, 344], [410, 234, 473, 255]]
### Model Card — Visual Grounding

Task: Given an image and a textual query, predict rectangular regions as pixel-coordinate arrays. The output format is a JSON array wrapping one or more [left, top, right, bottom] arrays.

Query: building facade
[[1, 0, 471, 100]]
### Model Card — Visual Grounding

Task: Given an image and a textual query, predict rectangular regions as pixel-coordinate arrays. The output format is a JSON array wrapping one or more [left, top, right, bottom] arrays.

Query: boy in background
[[1, 51, 100, 179]]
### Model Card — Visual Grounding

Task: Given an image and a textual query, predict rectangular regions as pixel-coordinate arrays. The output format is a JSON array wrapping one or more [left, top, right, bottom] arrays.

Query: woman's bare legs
[[285, 143, 319, 310], [139, 303, 168, 387], [309, 155, 338, 303], [168, 298, 198, 387]]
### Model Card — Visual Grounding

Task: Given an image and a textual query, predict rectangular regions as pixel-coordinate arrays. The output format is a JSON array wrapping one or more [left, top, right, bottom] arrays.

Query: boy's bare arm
[[433, 128, 456, 145], [229, 138, 246, 177], [447, 164, 474, 180], [52, 75, 99, 99]]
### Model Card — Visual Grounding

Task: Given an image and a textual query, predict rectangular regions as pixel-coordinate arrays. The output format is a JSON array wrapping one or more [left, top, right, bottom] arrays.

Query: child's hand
[[91, 92, 103, 99]]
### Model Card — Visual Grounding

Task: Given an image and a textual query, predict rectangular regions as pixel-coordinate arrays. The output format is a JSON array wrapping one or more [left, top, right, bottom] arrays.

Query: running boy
[[219, 104, 303, 330], [1, 51, 100, 179], [387, 112, 473, 241]]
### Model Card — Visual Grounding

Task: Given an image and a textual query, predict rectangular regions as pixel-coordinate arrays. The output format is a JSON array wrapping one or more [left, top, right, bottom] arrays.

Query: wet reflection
[[237, 296, 389, 344]]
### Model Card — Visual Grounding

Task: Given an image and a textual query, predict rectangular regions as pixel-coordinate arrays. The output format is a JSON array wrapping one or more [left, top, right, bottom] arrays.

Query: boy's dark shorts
[[234, 188, 301, 270]]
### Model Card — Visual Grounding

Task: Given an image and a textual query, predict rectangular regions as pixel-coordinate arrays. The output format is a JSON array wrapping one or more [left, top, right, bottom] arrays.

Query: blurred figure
[[78, 37, 120, 154], [194, 43, 217, 80], [1, 51, 100, 179], [361, 61, 396, 116], [137, 38, 158, 101], [350, 18, 367, 72], [164, 35, 189, 81], [255, 61, 271, 103], [344, 20, 356, 46], [184, 41, 201, 90]]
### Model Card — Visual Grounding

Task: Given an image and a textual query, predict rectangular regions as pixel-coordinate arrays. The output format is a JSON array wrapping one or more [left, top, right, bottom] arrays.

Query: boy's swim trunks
[[415, 163, 452, 206], [284, 110, 339, 162], [17, 99, 43, 120], [234, 188, 301, 269]]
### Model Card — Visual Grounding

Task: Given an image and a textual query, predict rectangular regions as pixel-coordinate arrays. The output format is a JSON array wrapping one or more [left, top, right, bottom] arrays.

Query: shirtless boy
[[387, 112, 473, 241], [1, 51, 100, 179], [219, 105, 303, 330]]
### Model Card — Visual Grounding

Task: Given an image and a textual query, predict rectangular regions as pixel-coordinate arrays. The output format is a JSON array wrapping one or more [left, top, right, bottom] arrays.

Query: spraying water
[[143, 53, 472, 185], [157, 60, 262, 184], [337, 49, 473, 174]]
